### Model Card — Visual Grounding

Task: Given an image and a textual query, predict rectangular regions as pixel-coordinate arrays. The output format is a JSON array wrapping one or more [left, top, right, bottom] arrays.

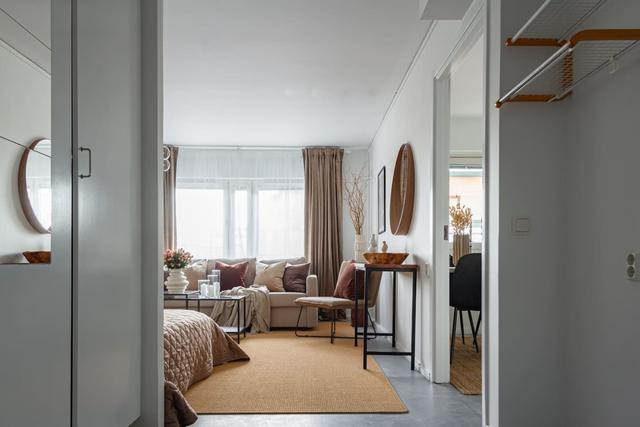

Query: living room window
[[175, 149, 305, 259], [256, 182, 304, 259], [176, 186, 225, 258]]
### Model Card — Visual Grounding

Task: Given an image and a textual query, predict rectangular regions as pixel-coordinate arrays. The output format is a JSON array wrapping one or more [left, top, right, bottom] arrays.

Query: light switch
[[512, 217, 530, 234]]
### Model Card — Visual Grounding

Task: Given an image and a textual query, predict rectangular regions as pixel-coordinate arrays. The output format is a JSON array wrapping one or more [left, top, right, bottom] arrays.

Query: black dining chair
[[450, 253, 481, 363]]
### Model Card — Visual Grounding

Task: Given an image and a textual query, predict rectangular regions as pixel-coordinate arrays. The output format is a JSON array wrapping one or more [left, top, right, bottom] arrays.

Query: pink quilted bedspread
[[164, 310, 249, 393]]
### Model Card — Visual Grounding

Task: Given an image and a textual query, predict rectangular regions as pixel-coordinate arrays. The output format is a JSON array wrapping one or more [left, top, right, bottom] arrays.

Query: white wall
[[564, 2, 640, 426], [0, 8, 51, 262], [369, 20, 462, 376], [493, 1, 640, 426], [342, 148, 369, 260], [450, 116, 483, 155]]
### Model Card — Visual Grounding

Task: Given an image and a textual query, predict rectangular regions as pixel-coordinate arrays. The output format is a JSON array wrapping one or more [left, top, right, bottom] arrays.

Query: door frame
[[137, 0, 164, 425], [430, 0, 487, 394], [431, 67, 452, 384]]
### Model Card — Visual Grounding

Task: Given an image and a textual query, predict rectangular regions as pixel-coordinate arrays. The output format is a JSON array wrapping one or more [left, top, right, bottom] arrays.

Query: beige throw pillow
[[254, 261, 286, 292], [184, 259, 207, 291]]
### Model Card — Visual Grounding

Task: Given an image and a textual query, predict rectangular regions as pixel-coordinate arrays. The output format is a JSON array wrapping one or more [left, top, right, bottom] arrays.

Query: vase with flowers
[[449, 200, 472, 265], [345, 167, 368, 262], [164, 248, 193, 293]]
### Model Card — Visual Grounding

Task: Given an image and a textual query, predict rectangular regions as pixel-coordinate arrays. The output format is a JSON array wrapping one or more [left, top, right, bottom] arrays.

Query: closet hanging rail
[[507, 0, 607, 46], [496, 29, 640, 108]]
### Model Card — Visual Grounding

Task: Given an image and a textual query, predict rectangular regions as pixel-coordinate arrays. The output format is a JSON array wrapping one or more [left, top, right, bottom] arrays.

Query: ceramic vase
[[452, 234, 471, 266], [165, 268, 189, 293], [354, 234, 366, 262], [367, 234, 378, 252]]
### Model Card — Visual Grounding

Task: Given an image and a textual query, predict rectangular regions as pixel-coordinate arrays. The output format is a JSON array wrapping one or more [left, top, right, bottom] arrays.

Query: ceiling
[[164, 0, 431, 147], [450, 35, 484, 118]]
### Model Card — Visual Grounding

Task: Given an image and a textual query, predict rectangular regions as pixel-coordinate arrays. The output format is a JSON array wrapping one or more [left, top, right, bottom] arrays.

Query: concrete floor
[[193, 337, 482, 427]]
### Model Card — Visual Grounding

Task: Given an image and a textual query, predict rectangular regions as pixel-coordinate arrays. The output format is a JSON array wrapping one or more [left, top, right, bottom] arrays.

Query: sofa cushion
[[333, 261, 356, 299], [260, 256, 306, 266], [270, 292, 307, 307], [283, 263, 310, 293], [294, 296, 354, 309], [254, 261, 286, 292], [207, 258, 257, 286], [214, 261, 249, 290], [184, 260, 208, 291]]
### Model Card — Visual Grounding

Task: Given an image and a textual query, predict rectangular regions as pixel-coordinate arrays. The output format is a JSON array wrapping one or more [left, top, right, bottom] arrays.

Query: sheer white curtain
[[176, 148, 304, 259]]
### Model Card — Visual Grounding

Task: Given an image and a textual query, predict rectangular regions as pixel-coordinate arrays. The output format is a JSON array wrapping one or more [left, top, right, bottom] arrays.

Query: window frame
[[175, 177, 304, 259], [449, 166, 484, 244]]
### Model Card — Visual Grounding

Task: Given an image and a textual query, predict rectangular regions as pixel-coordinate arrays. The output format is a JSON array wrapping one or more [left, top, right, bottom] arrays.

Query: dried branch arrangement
[[449, 200, 472, 235], [344, 167, 368, 235]]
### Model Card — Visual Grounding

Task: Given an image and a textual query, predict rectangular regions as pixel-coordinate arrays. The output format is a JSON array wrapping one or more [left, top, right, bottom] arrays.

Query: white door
[[74, 0, 142, 425]]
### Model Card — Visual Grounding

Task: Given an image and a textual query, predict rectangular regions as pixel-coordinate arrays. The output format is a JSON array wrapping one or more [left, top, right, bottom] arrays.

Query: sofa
[[164, 256, 318, 328]]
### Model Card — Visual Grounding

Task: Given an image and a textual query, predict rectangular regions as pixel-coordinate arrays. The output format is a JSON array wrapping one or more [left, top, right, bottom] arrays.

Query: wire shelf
[[497, 29, 640, 107], [507, 0, 607, 46]]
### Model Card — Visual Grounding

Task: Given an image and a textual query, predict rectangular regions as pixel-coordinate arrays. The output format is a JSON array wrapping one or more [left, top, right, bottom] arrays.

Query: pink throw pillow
[[214, 261, 249, 291]]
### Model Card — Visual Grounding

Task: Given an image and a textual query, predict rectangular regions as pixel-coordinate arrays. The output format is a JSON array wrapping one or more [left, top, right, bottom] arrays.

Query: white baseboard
[[371, 320, 431, 381]]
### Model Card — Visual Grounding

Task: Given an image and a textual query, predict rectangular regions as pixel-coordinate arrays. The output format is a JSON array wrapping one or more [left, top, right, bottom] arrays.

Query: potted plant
[[449, 200, 472, 265], [345, 167, 367, 262], [164, 248, 193, 293]]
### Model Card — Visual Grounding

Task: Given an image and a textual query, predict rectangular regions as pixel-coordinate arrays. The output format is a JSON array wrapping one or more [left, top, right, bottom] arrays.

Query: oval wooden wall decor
[[389, 143, 415, 235], [18, 138, 52, 234]]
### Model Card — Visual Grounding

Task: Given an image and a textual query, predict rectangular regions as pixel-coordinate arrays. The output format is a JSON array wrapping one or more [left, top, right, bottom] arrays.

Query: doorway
[[447, 34, 484, 395], [432, 17, 486, 399]]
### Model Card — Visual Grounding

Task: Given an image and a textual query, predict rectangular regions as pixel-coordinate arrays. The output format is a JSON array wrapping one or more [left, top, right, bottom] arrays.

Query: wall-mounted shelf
[[497, 0, 640, 108], [506, 0, 607, 46], [497, 29, 640, 108]]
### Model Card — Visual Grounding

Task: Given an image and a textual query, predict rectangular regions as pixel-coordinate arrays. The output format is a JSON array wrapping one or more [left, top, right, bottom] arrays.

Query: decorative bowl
[[362, 252, 409, 265], [22, 251, 51, 264]]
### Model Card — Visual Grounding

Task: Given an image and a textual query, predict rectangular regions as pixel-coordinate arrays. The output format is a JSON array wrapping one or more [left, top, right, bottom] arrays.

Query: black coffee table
[[164, 292, 248, 343]]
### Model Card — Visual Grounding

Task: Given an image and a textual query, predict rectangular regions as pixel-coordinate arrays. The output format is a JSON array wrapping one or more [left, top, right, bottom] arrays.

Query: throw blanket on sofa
[[164, 310, 249, 393], [209, 285, 271, 333]]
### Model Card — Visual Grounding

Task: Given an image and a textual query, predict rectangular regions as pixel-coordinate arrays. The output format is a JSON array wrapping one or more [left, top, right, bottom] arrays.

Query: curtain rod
[[168, 144, 368, 153]]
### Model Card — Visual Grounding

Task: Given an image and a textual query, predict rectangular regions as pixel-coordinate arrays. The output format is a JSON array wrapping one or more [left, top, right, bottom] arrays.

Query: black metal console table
[[356, 263, 419, 370]]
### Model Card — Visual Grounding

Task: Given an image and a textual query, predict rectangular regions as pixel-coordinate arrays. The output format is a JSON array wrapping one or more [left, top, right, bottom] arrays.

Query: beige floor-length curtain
[[163, 145, 179, 251], [303, 147, 344, 298]]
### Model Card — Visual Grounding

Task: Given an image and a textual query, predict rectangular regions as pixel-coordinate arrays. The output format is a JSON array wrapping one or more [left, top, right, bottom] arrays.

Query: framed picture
[[377, 166, 386, 234]]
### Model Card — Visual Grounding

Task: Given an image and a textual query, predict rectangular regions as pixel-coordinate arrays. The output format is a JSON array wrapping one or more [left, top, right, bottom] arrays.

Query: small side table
[[164, 292, 248, 343], [356, 263, 419, 370], [164, 291, 199, 310]]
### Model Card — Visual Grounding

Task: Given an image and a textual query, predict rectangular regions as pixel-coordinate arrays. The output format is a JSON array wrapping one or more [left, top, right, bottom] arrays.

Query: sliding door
[[74, 0, 142, 425]]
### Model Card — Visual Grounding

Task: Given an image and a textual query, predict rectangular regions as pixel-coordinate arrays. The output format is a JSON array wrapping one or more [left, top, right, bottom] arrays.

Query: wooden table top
[[355, 263, 419, 271]]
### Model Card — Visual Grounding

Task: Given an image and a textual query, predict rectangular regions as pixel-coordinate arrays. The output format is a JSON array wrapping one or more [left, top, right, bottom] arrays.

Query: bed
[[164, 309, 249, 393]]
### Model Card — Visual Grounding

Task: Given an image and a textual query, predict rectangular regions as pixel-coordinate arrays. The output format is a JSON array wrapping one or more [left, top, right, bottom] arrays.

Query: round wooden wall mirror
[[389, 143, 415, 235], [18, 138, 52, 234]]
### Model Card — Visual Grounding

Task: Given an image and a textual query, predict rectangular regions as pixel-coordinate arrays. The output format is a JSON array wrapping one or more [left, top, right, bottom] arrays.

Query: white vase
[[165, 268, 189, 293], [367, 234, 378, 252], [354, 234, 365, 262]]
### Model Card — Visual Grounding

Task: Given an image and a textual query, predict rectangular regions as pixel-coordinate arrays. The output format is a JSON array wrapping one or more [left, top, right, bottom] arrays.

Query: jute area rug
[[450, 336, 482, 395], [184, 321, 408, 414]]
